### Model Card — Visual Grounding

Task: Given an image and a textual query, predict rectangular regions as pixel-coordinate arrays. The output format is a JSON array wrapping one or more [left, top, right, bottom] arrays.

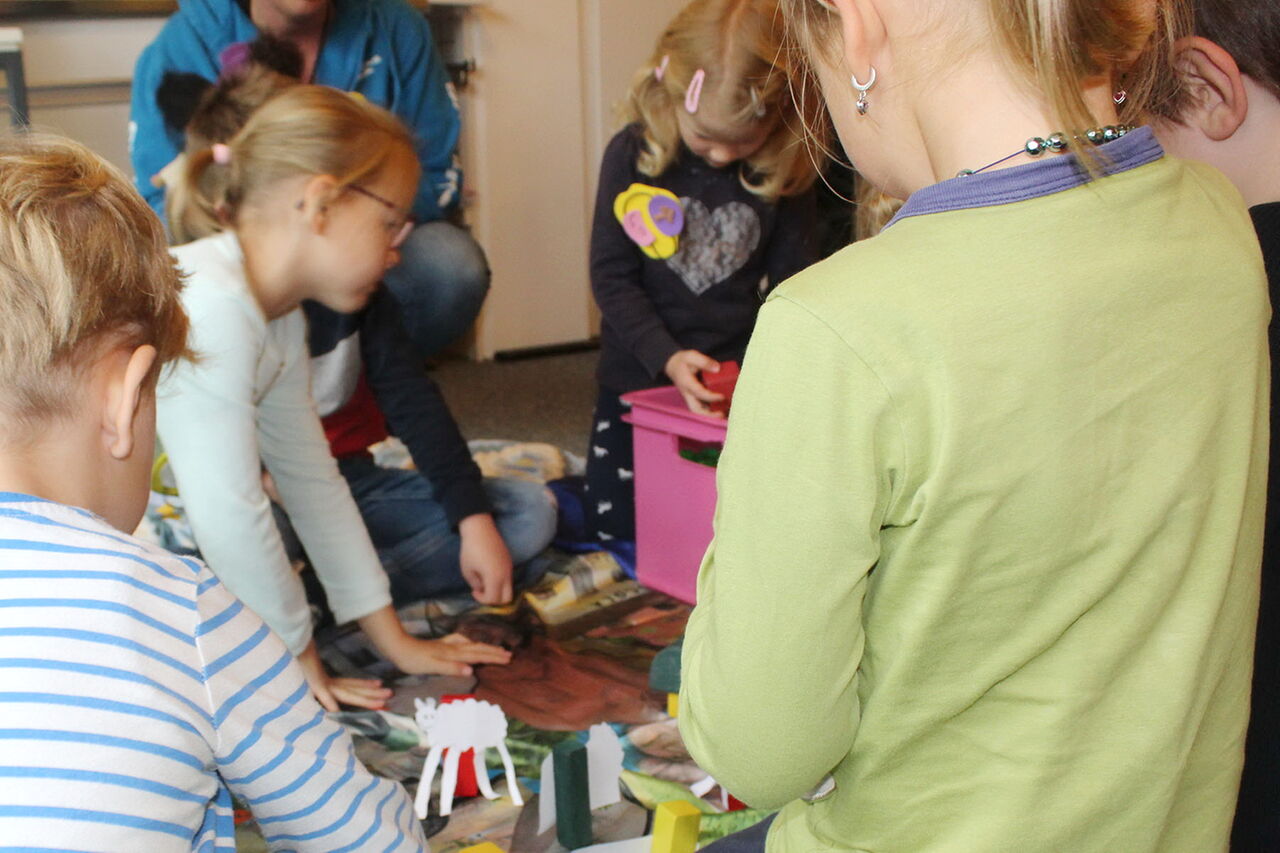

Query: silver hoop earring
[[851, 67, 877, 115]]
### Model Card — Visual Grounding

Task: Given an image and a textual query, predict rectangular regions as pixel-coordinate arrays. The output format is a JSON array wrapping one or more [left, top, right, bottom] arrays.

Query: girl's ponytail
[[169, 146, 231, 244], [169, 85, 415, 242]]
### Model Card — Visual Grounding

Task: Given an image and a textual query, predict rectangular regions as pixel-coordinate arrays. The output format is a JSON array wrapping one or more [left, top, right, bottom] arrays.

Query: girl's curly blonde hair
[[621, 0, 826, 202]]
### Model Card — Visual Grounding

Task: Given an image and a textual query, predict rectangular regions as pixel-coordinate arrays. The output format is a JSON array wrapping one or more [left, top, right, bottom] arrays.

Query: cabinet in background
[[430, 0, 684, 358]]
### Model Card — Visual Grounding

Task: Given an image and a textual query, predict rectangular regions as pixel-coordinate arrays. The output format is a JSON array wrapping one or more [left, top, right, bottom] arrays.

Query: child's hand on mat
[[385, 633, 513, 676], [296, 641, 393, 712], [664, 349, 726, 417], [358, 605, 512, 676], [459, 513, 515, 605]]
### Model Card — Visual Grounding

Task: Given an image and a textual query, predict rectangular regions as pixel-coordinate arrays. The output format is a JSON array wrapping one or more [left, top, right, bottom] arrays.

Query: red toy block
[[701, 360, 740, 416]]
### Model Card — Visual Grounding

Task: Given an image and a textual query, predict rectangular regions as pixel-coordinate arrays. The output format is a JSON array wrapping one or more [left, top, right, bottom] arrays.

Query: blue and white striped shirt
[[0, 492, 427, 851]]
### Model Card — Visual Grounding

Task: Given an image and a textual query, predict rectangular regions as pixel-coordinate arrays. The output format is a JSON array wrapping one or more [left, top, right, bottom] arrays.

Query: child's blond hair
[[780, 0, 1189, 169], [171, 85, 417, 237], [622, 0, 824, 202], [0, 133, 191, 441], [166, 63, 301, 243], [855, 179, 904, 241]]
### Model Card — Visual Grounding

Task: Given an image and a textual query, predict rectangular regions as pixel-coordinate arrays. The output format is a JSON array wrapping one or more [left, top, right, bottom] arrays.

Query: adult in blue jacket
[[130, 0, 489, 358]]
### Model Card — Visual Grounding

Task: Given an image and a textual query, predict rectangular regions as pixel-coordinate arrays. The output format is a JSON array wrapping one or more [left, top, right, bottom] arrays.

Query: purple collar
[[884, 126, 1163, 229]]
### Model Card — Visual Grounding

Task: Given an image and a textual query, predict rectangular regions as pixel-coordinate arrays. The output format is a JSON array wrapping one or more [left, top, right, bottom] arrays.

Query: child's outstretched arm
[[352, 291, 515, 605], [156, 288, 333, 658], [251, 307, 513, 674], [680, 294, 902, 807], [196, 564, 428, 851]]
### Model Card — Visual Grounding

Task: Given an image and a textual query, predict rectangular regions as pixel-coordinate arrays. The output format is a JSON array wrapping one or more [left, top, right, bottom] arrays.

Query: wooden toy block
[[460, 844, 504, 853], [553, 740, 593, 850], [701, 360, 740, 416], [648, 637, 683, 694], [650, 800, 701, 853]]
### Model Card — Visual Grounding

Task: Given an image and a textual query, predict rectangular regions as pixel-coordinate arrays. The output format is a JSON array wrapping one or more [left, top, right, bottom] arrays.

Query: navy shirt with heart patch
[[590, 124, 819, 393]]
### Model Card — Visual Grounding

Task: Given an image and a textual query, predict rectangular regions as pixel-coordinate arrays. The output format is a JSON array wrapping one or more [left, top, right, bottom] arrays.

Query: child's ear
[[825, 0, 886, 90], [1172, 36, 1249, 141], [298, 174, 340, 234], [104, 345, 159, 461]]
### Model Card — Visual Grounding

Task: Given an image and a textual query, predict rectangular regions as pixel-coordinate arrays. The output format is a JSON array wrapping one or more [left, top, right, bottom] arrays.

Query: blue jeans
[[337, 456, 557, 604], [382, 219, 491, 359]]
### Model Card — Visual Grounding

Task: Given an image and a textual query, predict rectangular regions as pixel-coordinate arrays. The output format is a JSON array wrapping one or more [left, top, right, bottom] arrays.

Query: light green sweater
[[681, 156, 1268, 852]]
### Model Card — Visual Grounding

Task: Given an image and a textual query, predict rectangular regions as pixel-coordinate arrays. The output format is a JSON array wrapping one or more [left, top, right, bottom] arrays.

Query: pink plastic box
[[622, 385, 729, 604]]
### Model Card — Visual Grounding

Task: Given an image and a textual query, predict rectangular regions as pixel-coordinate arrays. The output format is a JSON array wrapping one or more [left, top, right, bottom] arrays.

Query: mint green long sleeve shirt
[[681, 151, 1268, 852]]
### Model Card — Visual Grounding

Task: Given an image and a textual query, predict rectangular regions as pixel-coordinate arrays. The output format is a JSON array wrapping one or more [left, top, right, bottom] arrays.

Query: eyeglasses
[[347, 184, 415, 248]]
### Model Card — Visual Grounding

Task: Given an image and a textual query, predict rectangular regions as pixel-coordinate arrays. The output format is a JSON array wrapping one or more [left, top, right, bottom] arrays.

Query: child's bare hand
[[459, 514, 515, 605], [386, 633, 513, 677], [296, 641, 392, 712], [664, 350, 726, 417]]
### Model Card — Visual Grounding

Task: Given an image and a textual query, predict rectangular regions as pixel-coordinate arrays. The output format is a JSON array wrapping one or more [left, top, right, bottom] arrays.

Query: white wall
[[458, 0, 594, 357], [460, 0, 685, 356], [17, 18, 166, 174]]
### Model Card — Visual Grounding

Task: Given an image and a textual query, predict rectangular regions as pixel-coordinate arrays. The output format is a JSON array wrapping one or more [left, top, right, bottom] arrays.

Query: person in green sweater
[[680, 0, 1269, 851]]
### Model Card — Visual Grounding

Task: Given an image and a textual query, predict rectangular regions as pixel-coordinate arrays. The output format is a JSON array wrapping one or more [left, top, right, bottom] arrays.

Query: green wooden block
[[553, 739, 593, 850], [649, 635, 683, 694]]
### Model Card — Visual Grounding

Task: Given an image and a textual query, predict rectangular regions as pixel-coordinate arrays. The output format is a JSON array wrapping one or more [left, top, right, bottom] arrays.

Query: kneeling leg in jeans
[[339, 457, 557, 605]]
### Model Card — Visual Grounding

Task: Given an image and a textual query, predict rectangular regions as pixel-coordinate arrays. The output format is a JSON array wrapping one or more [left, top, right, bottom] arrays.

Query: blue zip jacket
[[129, 0, 460, 222]]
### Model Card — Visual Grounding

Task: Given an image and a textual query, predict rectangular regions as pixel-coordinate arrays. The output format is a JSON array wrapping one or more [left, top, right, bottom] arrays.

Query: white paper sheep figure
[[413, 697, 524, 818]]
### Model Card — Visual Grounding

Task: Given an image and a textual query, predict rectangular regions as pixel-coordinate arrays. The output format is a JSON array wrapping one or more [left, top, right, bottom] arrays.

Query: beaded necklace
[[957, 125, 1133, 177]]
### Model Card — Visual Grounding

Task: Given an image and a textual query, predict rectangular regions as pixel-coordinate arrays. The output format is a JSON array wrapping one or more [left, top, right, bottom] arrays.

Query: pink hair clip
[[685, 69, 706, 114], [655, 54, 669, 82], [218, 41, 252, 79], [211, 144, 233, 165]]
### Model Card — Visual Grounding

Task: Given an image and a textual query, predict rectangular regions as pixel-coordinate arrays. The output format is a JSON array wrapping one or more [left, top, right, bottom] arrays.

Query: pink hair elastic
[[655, 54, 669, 82], [218, 41, 252, 79], [211, 144, 233, 165], [685, 69, 706, 114]]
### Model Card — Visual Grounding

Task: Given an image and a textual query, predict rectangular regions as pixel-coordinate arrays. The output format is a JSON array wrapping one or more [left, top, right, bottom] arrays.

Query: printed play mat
[[233, 548, 771, 852]]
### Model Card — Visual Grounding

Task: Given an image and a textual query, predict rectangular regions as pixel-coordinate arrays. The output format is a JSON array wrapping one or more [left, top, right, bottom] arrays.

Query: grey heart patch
[[667, 198, 761, 295]]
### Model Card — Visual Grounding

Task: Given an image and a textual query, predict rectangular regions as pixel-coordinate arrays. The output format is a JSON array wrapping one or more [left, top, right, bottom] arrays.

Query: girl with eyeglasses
[[160, 84, 512, 712]]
